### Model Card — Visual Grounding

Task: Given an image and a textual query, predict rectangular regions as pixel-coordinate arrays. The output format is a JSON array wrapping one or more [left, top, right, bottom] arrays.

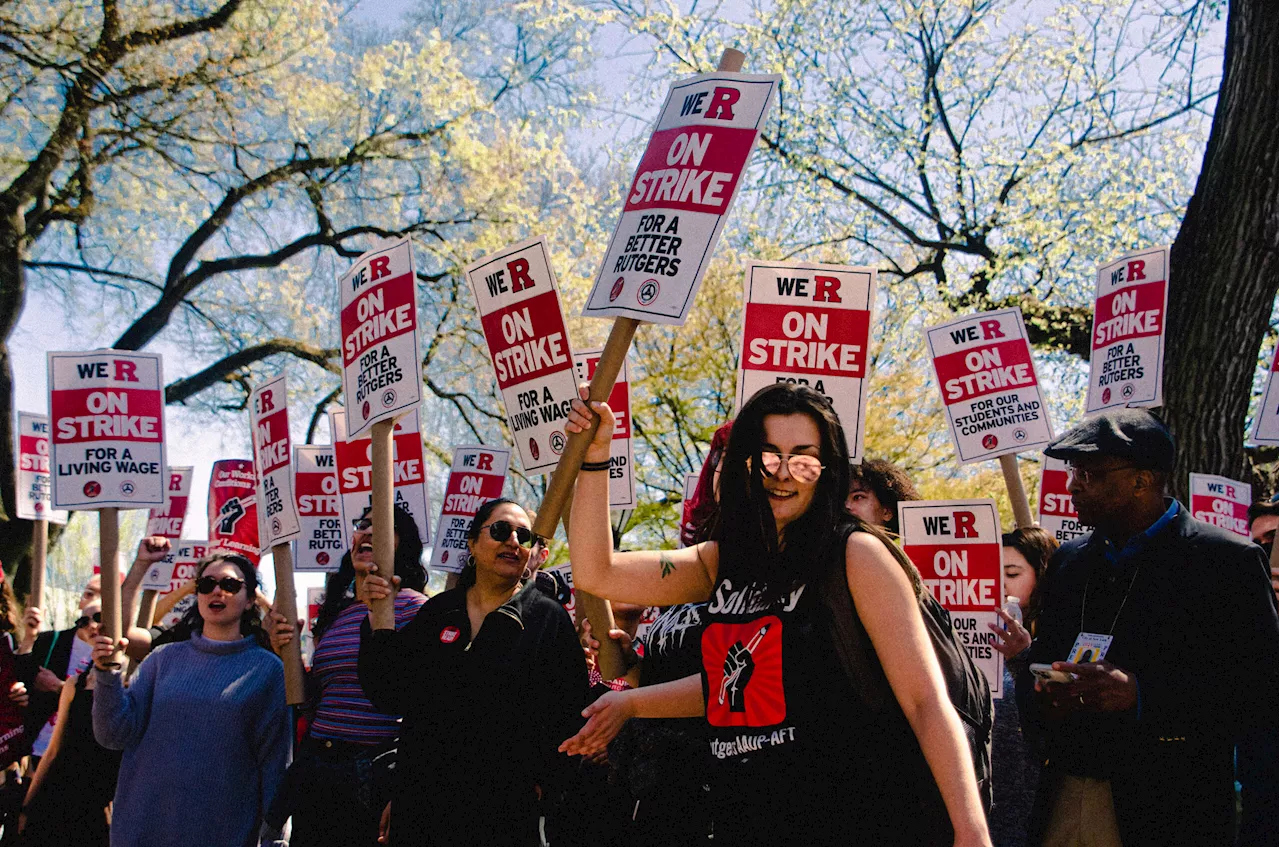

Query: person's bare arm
[[153, 580, 194, 621], [121, 537, 171, 627], [566, 390, 716, 606], [845, 533, 991, 846], [558, 673, 704, 756]]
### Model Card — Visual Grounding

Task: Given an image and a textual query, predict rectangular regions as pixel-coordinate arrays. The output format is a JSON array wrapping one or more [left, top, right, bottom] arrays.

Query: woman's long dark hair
[[708, 383, 851, 600], [457, 498, 530, 589], [1000, 526, 1058, 633], [313, 505, 426, 643], [176, 553, 269, 648]]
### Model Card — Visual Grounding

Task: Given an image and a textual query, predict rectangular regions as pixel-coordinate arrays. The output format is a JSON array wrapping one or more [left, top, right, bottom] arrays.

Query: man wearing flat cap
[[1016, 408, 1277, 847]]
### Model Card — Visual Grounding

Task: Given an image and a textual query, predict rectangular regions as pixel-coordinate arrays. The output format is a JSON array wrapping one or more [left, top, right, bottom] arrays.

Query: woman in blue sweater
[[91, 553, 291, 847]]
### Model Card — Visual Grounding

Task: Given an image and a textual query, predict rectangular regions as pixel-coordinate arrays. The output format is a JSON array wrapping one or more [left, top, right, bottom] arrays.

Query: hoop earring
[[466, 554, 477, 569]]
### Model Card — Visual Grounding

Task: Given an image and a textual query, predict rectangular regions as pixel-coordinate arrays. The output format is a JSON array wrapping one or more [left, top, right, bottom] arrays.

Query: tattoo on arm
[[659, 552, 677, 579]]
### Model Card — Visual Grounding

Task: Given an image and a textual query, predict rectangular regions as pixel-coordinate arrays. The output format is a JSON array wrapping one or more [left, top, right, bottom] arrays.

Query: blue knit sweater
[[93, 634, 291, 847]]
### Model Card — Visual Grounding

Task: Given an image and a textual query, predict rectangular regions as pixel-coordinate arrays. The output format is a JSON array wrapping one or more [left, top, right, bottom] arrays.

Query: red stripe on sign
[[18, 435, 43, 458], [49, 387, 163, 443], [932, 339, 1036, 404], [622, 125, 758, 215], [1039, 470, 1076, 517], [479, 290, 573, 390], [1092, 280, 1166, 349], [253, 409, 291, 475], [741, 303, 871, 378], [440, 473, 506, 515], [339, 272, 417, 366], [902, 542, 1002, 612]]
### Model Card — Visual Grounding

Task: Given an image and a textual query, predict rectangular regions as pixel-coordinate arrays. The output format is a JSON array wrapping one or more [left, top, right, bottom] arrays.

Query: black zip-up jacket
[[358, 576, 587, 846]]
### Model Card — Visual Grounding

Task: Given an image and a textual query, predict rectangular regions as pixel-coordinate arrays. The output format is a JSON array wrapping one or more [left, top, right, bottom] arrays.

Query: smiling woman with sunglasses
[[358, 498, 588, 845], [90, 553, 291, 847], [561, 382, 992, 847]]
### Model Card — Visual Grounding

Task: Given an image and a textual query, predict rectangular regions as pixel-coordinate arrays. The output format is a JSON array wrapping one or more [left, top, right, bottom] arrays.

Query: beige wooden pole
[[99, 508, 122, 666], [999, 454, 1034, 528], [271, 543, 307, 705], [29, 519, 47, 610], [367, 420, 397, 631]]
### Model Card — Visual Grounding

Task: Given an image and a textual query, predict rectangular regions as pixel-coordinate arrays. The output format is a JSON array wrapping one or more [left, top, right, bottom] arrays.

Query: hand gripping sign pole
[[536, 49, 753, 680]]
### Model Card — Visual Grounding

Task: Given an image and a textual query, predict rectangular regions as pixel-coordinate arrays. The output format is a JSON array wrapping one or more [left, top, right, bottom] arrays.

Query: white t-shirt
[[32, 634, 93, 757]]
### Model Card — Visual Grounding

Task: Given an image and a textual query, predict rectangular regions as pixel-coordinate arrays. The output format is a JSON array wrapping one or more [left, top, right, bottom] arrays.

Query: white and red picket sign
[[736, 261, 876, 462], [339, 238, 423, 439], [899, 499, 1004, 697], [250, 376, 301, 550], [145, 466, 192, 539], [293, 445, 342, 572], [1189, 473, 1252, 538], [141, 539, 209, 594], [48, 350, 166, 509], [207, 460, 260, 565], [583, 71, 782, 325], [1249, 348, 1278, 446], [329, 409, 432, 551], [429, 445, 511, 573], [573, 348, 636, 509], [926, 309, 1053, 464], [1087, 247, 1169, 412], [463, 238, 578, 475], [15, 412, 67, 524], [1037, 456, 1085, 544]]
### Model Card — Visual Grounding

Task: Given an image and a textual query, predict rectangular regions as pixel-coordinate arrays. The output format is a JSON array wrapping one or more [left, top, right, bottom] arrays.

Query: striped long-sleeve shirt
[[309, 590, 426, 745]]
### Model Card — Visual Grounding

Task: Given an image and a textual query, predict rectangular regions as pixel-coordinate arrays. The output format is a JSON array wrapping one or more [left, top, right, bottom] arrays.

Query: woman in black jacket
[[359, 498, 587, 846]]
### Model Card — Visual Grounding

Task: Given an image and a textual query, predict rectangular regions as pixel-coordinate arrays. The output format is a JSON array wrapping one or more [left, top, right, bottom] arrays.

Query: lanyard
[[1080, 563, 1141, 637]]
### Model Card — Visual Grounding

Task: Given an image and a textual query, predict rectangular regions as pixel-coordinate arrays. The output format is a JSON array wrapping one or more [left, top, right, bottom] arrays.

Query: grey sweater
[[93, 634, 291, 847]]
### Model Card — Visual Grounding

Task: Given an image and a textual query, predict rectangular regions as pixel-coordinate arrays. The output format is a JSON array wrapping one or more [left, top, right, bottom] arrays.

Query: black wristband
[[580, 459, 611, 471]]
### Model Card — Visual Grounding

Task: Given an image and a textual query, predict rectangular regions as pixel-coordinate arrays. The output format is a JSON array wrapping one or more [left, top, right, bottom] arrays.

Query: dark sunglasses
[[479, 521, 541, 548], [74, 612, 102, 629], [196, 576, 246, 595], [352, 517, 373, 532]]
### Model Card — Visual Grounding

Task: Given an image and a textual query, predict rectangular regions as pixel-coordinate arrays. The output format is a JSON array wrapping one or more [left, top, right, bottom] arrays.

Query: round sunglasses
[[478, 520, 543, 549], [75, 611, 102, 629], [748, 451, 825, 484], [196, 576, 246, 595]]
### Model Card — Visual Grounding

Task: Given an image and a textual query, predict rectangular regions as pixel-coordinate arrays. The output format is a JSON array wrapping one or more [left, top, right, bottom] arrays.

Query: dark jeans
[[277, 737, 388, 847]]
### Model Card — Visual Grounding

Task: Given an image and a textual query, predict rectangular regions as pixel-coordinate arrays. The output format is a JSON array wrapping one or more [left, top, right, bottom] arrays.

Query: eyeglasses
[[749, 451, 825, 484], [352, 517, 373, 532], [479, 521, 542, 548], [75, 612, 101, 629], [196, 576, 246, 595], [1065, 463, 1137, 486]]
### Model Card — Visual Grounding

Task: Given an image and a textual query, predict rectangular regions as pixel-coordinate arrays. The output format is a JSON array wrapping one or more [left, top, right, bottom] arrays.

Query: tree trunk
[[1164, 0, 1278, 500]]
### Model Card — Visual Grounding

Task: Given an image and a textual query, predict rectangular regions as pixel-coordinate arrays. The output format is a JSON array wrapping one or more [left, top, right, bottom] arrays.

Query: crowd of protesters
[[0, 386, 1273, 846]]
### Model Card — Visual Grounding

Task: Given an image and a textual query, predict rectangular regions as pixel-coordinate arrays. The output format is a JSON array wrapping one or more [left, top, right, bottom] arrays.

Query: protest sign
[[294, 445, 342, 572], [1037, 456, 1085, 544], [736, 261, 875, 461], [573, 348, 636, 509], [1189, 473, 1252, 538], [145, 466, 192, 539], [0, 647, 25, 768], [339, 237, 423, 439], [583, 71, 781, 325], [899, 499, 1004, 697], [464, 238, 579, 476], [15, 412, 67, 524], [1087, 247, 1169, 412], [926, 308, 1053, 464], [250, 377, 301, 549], [207, 460, 261, 564], [330, 409, 432, 551], [48, 350, 166, 509], [429, 445, 511, 573], [1249, 348, 1278, 446], [141, 539, 208, 595]]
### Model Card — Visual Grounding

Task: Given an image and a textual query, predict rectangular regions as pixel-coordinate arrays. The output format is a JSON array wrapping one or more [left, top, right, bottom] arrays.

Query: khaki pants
[[1042, 775, 1124, 847]]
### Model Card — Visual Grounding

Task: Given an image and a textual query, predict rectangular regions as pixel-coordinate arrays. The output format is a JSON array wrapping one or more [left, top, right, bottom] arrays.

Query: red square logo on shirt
[[702, 616, 785, 727]]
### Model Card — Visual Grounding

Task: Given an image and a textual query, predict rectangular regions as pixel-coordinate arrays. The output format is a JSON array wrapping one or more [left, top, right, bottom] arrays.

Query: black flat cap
[[1044, 408, 1175, 471]]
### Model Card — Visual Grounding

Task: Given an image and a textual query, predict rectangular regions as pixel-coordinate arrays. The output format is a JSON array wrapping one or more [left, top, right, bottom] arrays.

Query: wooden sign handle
[[99, 508, 123, 666], [29, 519, 47, 610], [271, 543, 307, 705], [368, 419, 398, 631], [999, 454, 1034, 528]]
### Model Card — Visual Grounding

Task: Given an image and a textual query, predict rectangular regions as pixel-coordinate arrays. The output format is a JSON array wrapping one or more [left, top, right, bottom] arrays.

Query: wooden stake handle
[[999, 454, 1034, 528], [368, 419, 398, 631], [271, 543, 307, 705], [29, 519, 47, 610], [99, 509, 122, 666]]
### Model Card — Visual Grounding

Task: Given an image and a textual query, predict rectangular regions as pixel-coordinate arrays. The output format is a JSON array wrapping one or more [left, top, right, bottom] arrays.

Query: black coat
[[20, 627, 77, 746], [358, 577, 587, 846], [1017, 503, 1278, 846]]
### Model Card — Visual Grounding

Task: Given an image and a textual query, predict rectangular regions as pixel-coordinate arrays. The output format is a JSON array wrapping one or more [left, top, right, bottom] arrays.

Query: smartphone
[[1029, 663, 1076, 684]]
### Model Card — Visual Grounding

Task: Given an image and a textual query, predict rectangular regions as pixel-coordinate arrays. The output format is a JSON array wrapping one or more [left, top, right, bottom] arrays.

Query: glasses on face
[[352, 517, 373, 532], [75, 612, 102, 629], [749, 451, 825, 484], [479, 521, 541, 549], [196, 576, 246, 595], [1065, 463, 1137, 486]]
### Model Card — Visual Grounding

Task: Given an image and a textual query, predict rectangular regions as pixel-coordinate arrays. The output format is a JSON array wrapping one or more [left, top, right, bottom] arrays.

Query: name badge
[[1068, 632, 1113, 664]]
